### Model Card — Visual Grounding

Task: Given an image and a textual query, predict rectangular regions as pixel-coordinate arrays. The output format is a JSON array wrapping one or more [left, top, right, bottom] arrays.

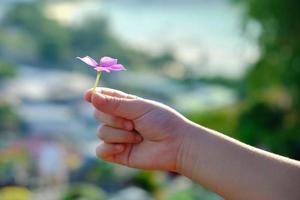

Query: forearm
[[177, 121, 300, 200]]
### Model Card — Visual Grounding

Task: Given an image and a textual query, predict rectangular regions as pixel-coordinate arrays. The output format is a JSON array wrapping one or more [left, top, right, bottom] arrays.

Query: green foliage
[[242, 0, 300, 108], [69, 18, 152, 71], [0, 104, 22, 133], [70, 18, 111, 55], [239, 0, 300, 158], [164, 183, 219, 200], [167, 189, 194, 200], [237, 102, 284, 142], [0, 60, 17, 79], [190, 0, 300, 159], [4, 2, 71, 65], [0, 186, 32, 200], [149, 52, 176, 69], [186, 105, 240, 137], [237, 100, 300, 158], [63, 183, 107, 200], [132, 171, 161, 193], [87, 160, 115, 182]]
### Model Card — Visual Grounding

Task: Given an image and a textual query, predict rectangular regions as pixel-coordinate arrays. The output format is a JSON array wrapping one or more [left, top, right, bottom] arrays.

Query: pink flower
[[77, 56, 126, 90], [77, 56, 126, 73]]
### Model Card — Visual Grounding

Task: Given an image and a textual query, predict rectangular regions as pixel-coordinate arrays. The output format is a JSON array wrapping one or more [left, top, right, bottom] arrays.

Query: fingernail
[[84, 91, 91, 102], [92, 92, 105, 104], [92, 92, 103, 99], [124, 121, 133, 131]]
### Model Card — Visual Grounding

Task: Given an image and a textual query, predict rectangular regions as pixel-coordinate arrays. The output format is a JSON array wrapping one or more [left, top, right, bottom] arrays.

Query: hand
[[85, 87, 189, 171], [85, 88, 300, 200]]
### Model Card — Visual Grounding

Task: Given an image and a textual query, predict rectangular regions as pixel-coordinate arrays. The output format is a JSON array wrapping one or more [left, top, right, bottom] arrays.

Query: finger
[[94, 110, 134, 131], [97, 125, 143, 144], [85, 87, 138, 102], [91, 92, 153, 120], [95, 143, 125, 160]]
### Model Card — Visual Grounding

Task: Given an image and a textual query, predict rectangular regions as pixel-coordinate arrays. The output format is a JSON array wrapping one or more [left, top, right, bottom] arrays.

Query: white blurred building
[[1, 66, 96, 142]]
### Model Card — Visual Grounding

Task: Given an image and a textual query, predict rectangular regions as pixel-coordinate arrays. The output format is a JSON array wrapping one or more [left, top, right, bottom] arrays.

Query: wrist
[[175, 120, 204, 175]]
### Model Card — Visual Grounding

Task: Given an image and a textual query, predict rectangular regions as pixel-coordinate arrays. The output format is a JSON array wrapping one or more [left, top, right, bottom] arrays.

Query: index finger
[[84, 87, 138, 103]]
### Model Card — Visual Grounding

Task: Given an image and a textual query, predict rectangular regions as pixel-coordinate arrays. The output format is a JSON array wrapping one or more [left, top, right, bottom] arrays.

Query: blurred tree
[[3, 2, 71, 66], [149, 52, 176, 69], [0, 104, 22, 134], [242, 0, 300, 107], [63, 183, 106, 200], [188, 0, 300, 159], [0, 59, 20, 135], [132, 171, 160, 194], [0, 60, 16, 80], [237, 0, 300, 159], [1, 1, 172, 73], [69, 18, 151, 71]]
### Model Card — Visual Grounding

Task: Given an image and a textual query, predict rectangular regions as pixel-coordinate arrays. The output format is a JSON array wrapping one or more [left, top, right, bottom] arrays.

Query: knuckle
[[110, 97, 122, 112], [111, 91, 119, 97]]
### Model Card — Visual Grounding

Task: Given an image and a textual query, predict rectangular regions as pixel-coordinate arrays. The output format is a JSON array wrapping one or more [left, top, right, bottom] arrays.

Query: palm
[[115, 138, 177, 171], [113, 107, 184, 171]]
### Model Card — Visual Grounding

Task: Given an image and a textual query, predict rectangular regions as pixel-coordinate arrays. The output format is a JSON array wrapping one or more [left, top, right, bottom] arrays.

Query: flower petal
[[95, 67, 111, 73], [100, 56, 118, 67], [77, 56, 98, 67], [109, 64, 126, 71]]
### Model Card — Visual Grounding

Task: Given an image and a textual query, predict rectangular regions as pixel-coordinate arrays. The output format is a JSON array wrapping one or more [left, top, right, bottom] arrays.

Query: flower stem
[[93, 71, 102, 92]]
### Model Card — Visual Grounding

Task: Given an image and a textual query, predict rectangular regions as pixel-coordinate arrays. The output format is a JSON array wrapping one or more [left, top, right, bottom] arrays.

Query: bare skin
[[85, 87, 300, 200]]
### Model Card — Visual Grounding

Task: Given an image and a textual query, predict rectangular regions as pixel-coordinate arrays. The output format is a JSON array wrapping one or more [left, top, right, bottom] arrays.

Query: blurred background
[[0, 0, 299, 199]]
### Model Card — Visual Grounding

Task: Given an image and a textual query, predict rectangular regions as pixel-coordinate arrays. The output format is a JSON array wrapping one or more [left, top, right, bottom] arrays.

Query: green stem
[[93, 71, 102, 91]]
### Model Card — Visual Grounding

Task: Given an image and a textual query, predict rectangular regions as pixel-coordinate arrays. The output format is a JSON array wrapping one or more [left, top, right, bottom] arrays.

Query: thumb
[[91, 92, 153, 120]]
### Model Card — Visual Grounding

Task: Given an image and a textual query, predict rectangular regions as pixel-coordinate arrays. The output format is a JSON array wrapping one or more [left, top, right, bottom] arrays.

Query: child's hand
[[85, 88, 300, 200], [85, 88, 188, 171]]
